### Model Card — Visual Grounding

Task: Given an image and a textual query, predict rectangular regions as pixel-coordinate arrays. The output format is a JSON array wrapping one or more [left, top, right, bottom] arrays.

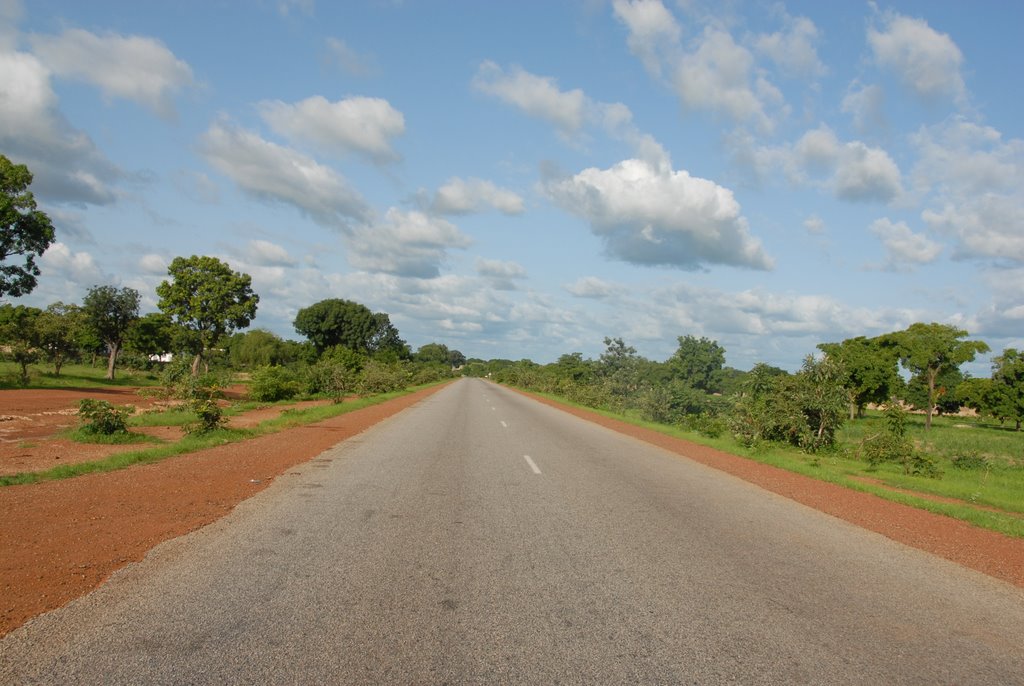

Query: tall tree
[[124, 312, 177, 359], [83, 286, 140, 380], [817, 335, 901, 419], [34, 302, 85, 376], [0, 155, 56, 298], [0, 304, 42, 384], [991, 349, 1024, 431], [891, 323, 989, 430], [156, 255, 259, 376], [294, 299, 404, 355], [668, 335, 726, 392]]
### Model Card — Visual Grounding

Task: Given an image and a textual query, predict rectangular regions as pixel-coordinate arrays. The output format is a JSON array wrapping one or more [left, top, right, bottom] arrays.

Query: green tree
[[82, 285, 140, 380], [156, 255, 259, 376], [125, 312, 177, 359], [905, 366, 964, 416], [294, 299, 405, 356], [0, 304, 42, 384], [891, 323, 989, 430], [990, 349, 1024, 431], [0, 155, 56, 298], [415, 342, 451, 365], [34, 302, 84, 375], [227, 329, 287, 368], [668, 335, 726, 392], [817, 335, 902, 419]]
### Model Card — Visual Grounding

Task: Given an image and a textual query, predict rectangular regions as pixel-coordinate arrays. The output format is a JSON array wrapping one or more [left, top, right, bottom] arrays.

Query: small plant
[[686, 412, 726, 439], [78, 398, 133, 435], [184, 398, 225, 435], [951, 452, 987, 470]]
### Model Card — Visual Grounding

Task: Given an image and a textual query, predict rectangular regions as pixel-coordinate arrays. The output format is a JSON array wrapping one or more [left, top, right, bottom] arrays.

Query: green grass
[[62, 427, 159, 445], [0, 383, 442, 487], [518, 387, 1024, 539], [0, 361, 162, 389]]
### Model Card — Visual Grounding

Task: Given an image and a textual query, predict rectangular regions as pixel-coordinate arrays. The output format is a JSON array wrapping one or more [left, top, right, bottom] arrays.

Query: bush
[[951, 452, 987, 470], [357, 360, 408, 395], [302, 360, 357, 401], [686, 412, 727, 439], [78, 399, 133, 435], [185, 397, 225, 435], [248, 365, 299, 402]]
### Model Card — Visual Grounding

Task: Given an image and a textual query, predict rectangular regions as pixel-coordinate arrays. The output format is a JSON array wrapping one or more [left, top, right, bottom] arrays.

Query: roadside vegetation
[[468, 330, 1024, 538]]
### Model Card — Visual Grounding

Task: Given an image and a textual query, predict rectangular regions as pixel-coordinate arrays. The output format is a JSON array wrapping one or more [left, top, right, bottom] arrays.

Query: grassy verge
[[0, 383, 442, 487], [519, 388, 1024, 539], [0, 362, 163, 389]]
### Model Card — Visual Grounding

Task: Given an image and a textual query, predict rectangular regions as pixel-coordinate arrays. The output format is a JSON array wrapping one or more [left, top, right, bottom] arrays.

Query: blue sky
[[2, 0, 1022, 372]]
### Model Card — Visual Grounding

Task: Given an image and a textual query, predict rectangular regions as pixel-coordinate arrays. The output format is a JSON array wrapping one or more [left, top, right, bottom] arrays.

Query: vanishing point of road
[[2, 378, 1022, 684]]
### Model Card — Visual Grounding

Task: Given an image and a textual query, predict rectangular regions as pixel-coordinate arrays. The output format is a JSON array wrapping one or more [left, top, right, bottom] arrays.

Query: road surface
[[2, 378, 1022, 684]]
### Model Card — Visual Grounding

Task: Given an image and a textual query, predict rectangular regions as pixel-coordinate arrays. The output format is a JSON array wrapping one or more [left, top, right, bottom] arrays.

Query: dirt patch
[[0, 383, 449, 638], [515, 388, 1024, 591]]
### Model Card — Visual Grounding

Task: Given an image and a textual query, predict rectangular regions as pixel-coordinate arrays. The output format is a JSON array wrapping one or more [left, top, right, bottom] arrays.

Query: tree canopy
[[668, 335, 726, 392], [890, 323, 989, 430], [818, 335, 901, 419], [156, 255, 259, 375], [294, 298, 406, 356], [0, 155, 55, 298], [82, 285, 140, 380]]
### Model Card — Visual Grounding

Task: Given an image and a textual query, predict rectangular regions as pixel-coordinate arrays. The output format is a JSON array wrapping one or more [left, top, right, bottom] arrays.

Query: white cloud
[[432, 177, 524, 215], [674, 26, 779, 132], [345, 209, 471, 278], [0, 0, 21, 51], [476, 258, 527, 290], [869, 218, 942, 270], [612, 0, 681, 77], [913, 119, 1024, 262], [868, 12, 966, 104], [258, 95, 404, 162], [38, 241, 104, 289], [324, 37, 375, 77], [472, 61, 586, 135], [139, 253, 167, 275], [842, 81, 886, 134], [803, 215, 825, 235], [545, 157, 773, 271], [565, 276, 621, 300], [0, 50, 121, 205], [279, 0, 314, 16], [200, 119, 370, 228], [29, 28, 195, 119], [737, 124, 903, 203], [246, 239, 298, 267], [833, 141, 903, 202], [754, 15, 826, 78]]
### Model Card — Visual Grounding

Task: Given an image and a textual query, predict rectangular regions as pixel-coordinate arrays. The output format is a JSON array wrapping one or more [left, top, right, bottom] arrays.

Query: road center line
[[523, 455, 541, 474]]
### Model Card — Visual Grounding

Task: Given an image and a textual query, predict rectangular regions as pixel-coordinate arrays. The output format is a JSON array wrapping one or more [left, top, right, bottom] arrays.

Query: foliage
[[730, 356, 845, 453], [0, 155, 56, 298], [125, 312, 177, 359], [302, 359, 358, 401], [83, 285, 141, 380], [0, 304, 41, 384], [904, 366, 964, 416], [989, 349, 1024, 431], [227, 329, 290, 368], [357, 359, 408, 394], [889, 323, 989, 430], [817, 335, 902, 419], [78, 398, 133, 435], [294, 298, 407, 357], [860, 401, 941, 478], [247, 365, 300, 402], [34, 303, 85, 375], [668, 335, 726, 392], [156, 255, 259, 376], [185, 398, 225, 435]]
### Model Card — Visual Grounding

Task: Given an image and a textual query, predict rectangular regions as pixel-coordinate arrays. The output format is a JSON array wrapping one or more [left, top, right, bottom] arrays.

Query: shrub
[[686, 412, 727, 439], [302, 360, 357, 401], [951, 452, 987, 470], [78, 398, 133, 435], [185, 398, 224, 435], [247, 365, 299, 402], [357, 360, 407, 394]]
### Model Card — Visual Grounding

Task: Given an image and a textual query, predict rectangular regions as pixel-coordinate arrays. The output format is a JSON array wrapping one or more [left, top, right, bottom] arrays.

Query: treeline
[[465, 324, 1024, 452], [0, 257, 465, 399]]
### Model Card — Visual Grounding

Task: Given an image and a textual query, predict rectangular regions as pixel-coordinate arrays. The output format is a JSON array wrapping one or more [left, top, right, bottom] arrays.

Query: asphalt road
[[2, 378, 1023, 684]]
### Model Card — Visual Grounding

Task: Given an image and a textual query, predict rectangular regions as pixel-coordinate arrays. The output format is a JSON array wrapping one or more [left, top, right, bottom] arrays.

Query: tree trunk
[[105, 342, 119, 380], [191, 352, 203, 377], [1016, 419, 1021, 432], [925, 368, 937, 430], [54, 355, 63, 377]]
